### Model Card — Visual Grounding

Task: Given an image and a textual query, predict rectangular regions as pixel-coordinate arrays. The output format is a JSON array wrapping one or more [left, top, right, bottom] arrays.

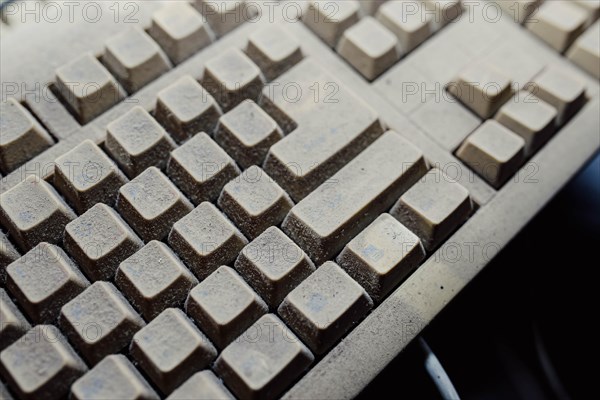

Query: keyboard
[[0, 1, 598, 399]]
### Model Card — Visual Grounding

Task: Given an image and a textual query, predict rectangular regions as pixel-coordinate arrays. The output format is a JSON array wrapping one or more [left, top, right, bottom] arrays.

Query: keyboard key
[[390, 168, 473, 251], [278, 261, 373, 354], [246, 26, 303, 80], [54, 139, 128, 213], [0, 176, 76, 251], [6, 243, 89, 324], [71, 354, 159, 400], [167, 370, 234, 400], [186, 266, 267, 349], [130, 308, 217, 394], [376, 1, 432, 54], [218, 166, 293, 239], [103, 27, 171, 93], [567, 21, 600, 79], [55, 53, 125, 123], [214, 100, 283, 169], [214, 314, 314, 399], [201, 48, 264, 111], [283, 131, 427, 264], [168, 202, 248, 279], [148, 3, 213, 65], [0, 99, 54, 173], [116, 167, 193, 242], [423, 0, 462, 28], [337, 17, 400, 80], [60, 281, 145, 364], [526, 1, 587, 53], [0, 288, 30, 351], [303, 0, 360, 47], [0, 233, 19, 284], [105, 106, 176, 178], [167, 132, 240, 205], [496, 0, 540, 24], [456, 120, 526, 188], [359, 0, 386, 15], [336, 213, 425, 302], [194, 0, 258, 37], [64, 203, 143, 281], [155, 75, 222, 143], [235, 227, 316, 308], [574, 0, 600, 26], [0, 325, 87, 400], [116, 241, 197, 321]]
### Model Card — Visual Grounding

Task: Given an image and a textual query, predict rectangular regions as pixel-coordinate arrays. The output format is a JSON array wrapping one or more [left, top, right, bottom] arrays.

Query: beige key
[[214, 314, 314, 399], [0, 288, 30, 351], [336, 213, 425, 302], [0, 325, 87, 400], [168, 202, 248, 279], [0, 99, 54, 173], [167, 132, 240, 205], [215, 100, 283, 169], [235, 226, 316, 308], [423, 0, 462, 28], [0, 233, 19, 284], [201, 48, 264, 111], [376, 1, 432, 54], [105, 106, 176, 177], [278, 261, 373, 354], [54, 139, 128, 213], [148, 3, 213, 65], [115, 241, 198, 321], [495, 91, 557, 155], [103, 27, 171, 93], [167, 370, 234, 400], [0, 176, 76, 251], [303, 1, 360, 47], [526, 1, 587, 52], [574, 0, 600, 26], [526, 65, 586, 126], [337, 16, 400, 80], [282, 131, 427, 264], [359, 0, 387, 15], [55, 53, 125, 123], [130, 308, 217, 394], [496, 0, 541, 24], [194, 0, 258, 37], [185, 266, 267, 349], [6, 243, 89, 324], [64, 203, 143, 281], [567, 21, 600, 79], [71, 354, 159, 400], [218, 166, 293, 239], [456, 120, 526, 189], [390, 168, 473, 251], [60, 281, 145, 364], [246, 26, 303, 80], [155, 76, 222, 143]]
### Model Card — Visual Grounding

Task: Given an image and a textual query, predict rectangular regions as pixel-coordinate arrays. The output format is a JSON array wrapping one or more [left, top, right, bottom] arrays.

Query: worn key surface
[[167, 370, 234, 400], [246, 26, 303, 81], [526, 1, 587, 53]]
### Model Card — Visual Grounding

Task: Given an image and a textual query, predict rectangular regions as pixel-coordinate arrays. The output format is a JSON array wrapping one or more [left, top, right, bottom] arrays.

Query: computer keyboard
[[0, 1, 598, 399]]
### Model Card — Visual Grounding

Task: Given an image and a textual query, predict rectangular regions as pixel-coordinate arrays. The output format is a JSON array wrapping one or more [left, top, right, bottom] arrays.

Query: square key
[[278, 261, 373, 354], [0, 99, 54, 173], [115, 241, 198, 321], [0, 233, 20, 284], [64, 203, 143, 281], [71, 354, 159, 400], [167, 370, 234, 400], [130, 308, 217, 394], [201, 48, 264, 111], [186, 266, 267, 349], [155, 75, 222, 143], [60, 281, 145, 364], [167, 132, 240, 205], [55, 53, 125, 123], [0, 325, 87, 400], [376, 1, 432, 54], [235, 227, 315, 308], [0, 288, 30, 351], [6, 243, 89, 324], [105, 106, 176, 178], [246, 26, 303, 80], [54, 139, 128, 213], [169, 202, 247, 279], [149, 2, 213, 65], [214, 314, 314, 400], [218, 166, 293, 240], [526, 1, 587, 52], [194, 0, 257, 37], [214, 100, 283, 169], [117, 167, 193, 242], [0, 176, 76, 251], [303, 1, 361, 47], [103, 27, 171, 93]]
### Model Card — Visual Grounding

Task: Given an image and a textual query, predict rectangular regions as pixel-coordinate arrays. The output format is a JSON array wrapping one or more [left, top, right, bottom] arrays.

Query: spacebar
[[282, 131, 428, 264]]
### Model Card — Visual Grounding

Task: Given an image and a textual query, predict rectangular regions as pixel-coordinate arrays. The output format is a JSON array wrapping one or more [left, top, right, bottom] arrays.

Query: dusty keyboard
[[1, 1, 599, 399]]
